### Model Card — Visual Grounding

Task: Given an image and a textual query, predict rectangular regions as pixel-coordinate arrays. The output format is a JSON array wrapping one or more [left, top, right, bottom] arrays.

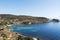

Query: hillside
[[0, 14, 49, 24]]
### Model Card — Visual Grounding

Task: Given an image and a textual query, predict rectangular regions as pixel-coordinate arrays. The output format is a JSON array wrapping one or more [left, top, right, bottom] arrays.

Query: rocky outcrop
[[0, 25, 18, 40], [52, 19, 59, 22]]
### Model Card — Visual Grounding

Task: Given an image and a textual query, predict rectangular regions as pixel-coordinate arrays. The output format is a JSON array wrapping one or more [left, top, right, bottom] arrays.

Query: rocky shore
[[0, 25, 40, 40]]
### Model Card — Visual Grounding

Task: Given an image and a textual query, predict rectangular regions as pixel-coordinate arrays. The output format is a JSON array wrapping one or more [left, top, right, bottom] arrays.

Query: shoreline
[[7, 24, 40, 40]]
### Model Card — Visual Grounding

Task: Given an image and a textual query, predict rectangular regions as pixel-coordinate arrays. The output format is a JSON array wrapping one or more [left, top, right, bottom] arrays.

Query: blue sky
[[0, 0, 60, 19]]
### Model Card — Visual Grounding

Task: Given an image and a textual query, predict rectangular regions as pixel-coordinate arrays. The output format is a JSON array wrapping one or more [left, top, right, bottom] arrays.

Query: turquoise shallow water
[[9, 22, 60, 40]]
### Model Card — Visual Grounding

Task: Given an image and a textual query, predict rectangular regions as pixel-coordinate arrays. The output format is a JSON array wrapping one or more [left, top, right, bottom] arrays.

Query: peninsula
[[0, 14, 49, 25]]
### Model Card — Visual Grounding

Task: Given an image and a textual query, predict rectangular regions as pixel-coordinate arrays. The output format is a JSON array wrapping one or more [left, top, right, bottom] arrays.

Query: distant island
[[52, 19, 60, 22], [0, 14, 59, 40]]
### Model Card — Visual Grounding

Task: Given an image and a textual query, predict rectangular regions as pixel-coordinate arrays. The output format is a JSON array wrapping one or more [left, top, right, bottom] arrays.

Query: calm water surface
[[9, 22, 60, 40]]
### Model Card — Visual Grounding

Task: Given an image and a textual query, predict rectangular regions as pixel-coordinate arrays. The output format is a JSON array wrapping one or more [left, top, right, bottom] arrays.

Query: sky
[[0, 0, 60, 19]]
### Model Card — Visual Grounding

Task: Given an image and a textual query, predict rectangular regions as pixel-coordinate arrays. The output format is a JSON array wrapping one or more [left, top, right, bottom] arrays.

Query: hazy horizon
[[0, 0, 60, 19]]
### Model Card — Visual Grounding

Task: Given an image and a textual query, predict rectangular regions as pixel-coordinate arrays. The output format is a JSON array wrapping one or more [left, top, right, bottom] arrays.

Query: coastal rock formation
[[52, 19, 59, 22], [0, 25, 18, 40]]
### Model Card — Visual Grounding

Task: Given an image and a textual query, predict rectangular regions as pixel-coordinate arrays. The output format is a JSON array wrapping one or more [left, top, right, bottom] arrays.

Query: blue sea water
[[9, 22, 60, 40]]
